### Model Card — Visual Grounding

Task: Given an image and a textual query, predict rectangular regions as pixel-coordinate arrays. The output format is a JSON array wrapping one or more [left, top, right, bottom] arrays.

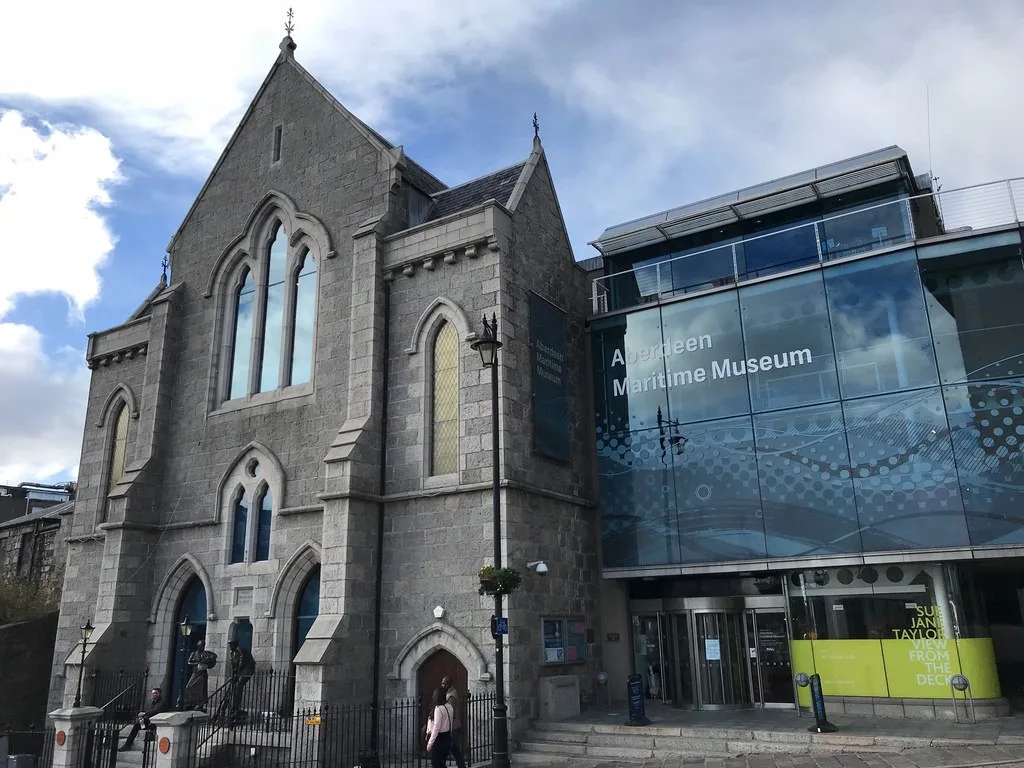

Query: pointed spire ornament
[[532, 112, 540, 140], [284, 7, 295, 36], [280, 7, 297, 56], [160, 255, 169, 284]]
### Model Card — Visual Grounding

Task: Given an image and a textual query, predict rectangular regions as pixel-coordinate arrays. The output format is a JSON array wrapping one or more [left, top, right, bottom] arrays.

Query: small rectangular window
[[541, 617, 588, 664], [273, 125, 283, 163]]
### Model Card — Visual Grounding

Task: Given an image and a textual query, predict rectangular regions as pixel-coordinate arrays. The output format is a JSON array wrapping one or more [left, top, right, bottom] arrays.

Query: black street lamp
[[72, 620, 94, 708], [470, 313, 509, 768], [177, 615, 193, 710]]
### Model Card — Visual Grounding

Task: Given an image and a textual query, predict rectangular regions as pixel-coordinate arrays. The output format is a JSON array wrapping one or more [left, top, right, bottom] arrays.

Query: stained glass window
[[107, 403, 130, 499], [431, 321, 459, 475]]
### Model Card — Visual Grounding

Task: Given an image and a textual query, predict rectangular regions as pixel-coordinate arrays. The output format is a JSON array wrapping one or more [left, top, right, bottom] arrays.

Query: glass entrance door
[[666, 613, 695, 708], [745, 610, 795, 708], [632, 614, 669, 702], [694, 612, 749, 708]]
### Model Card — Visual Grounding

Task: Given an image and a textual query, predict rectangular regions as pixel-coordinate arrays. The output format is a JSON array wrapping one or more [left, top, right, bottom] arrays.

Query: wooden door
[[417, 650, 468, 746]]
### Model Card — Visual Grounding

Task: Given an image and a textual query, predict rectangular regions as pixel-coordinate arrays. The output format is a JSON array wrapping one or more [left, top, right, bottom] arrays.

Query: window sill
[[225, 559, 279, 575], [423, 473, 459, 490], [213, 382, 314, 415]]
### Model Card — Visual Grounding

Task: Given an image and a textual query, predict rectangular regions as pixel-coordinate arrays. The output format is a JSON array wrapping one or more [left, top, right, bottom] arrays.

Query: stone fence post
[[149, 712, 208, 768], [48, 707, 102, 768]]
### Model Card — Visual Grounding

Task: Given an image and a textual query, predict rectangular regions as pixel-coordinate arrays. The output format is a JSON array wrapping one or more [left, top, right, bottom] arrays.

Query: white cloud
[[2, 0, 580, 174], [0, 324, 89, 485], [0, 111, 122, 318], [0, 111, 119, 482]]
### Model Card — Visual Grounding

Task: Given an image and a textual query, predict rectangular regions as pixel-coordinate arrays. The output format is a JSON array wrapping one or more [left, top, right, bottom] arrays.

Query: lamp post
[[470, 313, 509, 768], [72, 620, 94, 708], [177, 615, 193, 710]]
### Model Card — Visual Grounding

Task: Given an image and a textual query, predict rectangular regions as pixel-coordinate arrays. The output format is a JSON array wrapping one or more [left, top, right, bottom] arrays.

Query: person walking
[[119, 688, 166, 751], [441, 675, 468, 768], [425, 687, 453, 768]]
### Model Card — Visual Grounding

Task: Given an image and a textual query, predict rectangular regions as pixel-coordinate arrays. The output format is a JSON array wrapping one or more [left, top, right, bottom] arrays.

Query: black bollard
[[625, 674, 651, 726], [806, 673, 838, 733]]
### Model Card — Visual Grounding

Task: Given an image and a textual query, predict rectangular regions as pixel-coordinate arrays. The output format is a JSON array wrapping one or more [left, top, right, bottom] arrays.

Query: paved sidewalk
[[557, 745, 1024, 768]]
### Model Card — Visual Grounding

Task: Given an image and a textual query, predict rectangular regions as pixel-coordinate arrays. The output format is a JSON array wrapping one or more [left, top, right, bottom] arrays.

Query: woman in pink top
[[425, 687, 454, 767]]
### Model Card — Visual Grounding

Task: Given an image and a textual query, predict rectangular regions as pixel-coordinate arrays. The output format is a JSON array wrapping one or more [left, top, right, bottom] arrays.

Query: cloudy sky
[[2, 0, 1023, 484]]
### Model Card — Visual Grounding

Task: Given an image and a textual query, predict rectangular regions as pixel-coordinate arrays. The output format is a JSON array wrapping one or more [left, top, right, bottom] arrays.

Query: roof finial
[[160, 255, 169, 285], [280, 7, 297, 55], [532, 112, 540, 139]]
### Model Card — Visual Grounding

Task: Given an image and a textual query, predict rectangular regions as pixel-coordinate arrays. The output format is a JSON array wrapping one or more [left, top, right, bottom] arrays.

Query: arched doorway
[[417, 649, 468, 715], [169, 576, 208, 707]]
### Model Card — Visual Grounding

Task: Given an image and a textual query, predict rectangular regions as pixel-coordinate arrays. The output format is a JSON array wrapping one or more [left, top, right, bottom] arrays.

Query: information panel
[[530, 293, 571, 462]]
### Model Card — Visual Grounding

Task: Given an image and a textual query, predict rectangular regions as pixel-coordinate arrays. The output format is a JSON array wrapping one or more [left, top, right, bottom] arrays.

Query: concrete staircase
[[511, 721, 939, 765]]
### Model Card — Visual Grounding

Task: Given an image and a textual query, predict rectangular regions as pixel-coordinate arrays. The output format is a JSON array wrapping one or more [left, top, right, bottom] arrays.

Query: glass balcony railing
[[592, 178, 1024, 314]]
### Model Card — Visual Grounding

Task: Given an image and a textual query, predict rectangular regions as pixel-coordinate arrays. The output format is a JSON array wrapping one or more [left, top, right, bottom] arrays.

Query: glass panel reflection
[[595, 427, 679, 567], [739, 219, 820, 279], [231, 491, 248, 564], [842, 388, 968, 551], [825, 249, 938, 398], [291, 251, 317, 385], [660, 291, 749, 424], [255, 488, 272, 561], [259, 225, 287, 392], [754, 402, 860, 557], [944, 380, 1024, 546], [591, 306, 669, 433], [671, 415, 765, 563], [229, 268, 255, 400], [740, 270, 839, 412], [920, 232, 1024, 383], [820, 198, 913, 261]]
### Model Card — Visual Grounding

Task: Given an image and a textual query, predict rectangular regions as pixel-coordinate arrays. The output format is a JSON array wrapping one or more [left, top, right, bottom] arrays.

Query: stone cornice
[[382, 237, 499, 282]]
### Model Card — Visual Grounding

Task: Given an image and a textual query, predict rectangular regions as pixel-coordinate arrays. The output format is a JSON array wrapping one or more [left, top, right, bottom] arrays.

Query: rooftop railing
[[592, 178, 1024, 315]]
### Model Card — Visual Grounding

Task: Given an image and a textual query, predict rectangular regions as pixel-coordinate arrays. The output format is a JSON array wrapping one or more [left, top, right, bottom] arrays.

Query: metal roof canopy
[[592, 146, 914, 256]]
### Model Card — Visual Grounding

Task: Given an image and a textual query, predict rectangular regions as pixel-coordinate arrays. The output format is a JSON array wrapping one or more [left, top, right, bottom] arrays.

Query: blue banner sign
[[529, 293, 571, 462]]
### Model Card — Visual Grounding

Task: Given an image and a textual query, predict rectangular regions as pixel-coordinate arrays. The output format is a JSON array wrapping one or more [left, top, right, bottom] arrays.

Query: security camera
[[527, 560, 549, 576]]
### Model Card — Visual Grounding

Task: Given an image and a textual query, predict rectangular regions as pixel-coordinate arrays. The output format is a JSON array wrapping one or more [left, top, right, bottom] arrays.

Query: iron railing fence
[[183, 690, 496, 768], [92, 668, 150, 724], [592, 177, 1024, 314], [1, 727, 55, 768]]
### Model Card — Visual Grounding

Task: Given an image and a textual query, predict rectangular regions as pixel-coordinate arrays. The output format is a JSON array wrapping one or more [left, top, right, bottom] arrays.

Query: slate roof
[[426, 162, 526, 222], [0, 500, 74, 531]]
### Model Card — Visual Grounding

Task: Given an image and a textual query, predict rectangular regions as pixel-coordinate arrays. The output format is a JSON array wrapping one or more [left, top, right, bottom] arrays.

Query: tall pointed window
[[290, 251, 317, 385], [430, 321, 459, 475], [107, 403, 130, 498], [259, 225, 287, 392], [229, 269, 256, 400], [222, 214, 320, 403], [231, 490, 248, 564], [254, 487, 273, 562]]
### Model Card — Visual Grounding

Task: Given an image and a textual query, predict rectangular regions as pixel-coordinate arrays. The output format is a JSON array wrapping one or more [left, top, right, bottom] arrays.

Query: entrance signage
[[625, 674, 650, 726]]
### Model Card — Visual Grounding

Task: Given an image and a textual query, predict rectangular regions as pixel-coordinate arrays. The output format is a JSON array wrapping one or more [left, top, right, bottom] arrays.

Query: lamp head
[[180, 615, 193, 638], [81, 620, 94, 643], [527, 560, 549, 576], [433, 605, 445, 620], [470, 313, 501, 367]]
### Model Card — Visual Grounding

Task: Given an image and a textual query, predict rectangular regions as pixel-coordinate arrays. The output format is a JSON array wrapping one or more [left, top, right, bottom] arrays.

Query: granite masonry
[[48, 34, 600, 741]]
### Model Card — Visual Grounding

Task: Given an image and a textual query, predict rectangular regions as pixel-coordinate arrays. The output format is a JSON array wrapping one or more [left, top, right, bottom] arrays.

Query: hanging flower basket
[[478, 564, 522, 596]]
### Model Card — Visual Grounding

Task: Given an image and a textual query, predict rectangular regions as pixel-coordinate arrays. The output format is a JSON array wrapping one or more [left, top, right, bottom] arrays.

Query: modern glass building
[[587, 147, 1024, 716]]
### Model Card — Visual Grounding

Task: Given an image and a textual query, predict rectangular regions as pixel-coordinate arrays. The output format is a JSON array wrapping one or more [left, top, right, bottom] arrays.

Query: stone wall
[[0, 612, 59, 727]]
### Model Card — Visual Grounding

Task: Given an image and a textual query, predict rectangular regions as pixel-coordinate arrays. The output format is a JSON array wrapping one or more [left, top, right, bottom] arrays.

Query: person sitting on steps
[[119, 688, 166, 751]]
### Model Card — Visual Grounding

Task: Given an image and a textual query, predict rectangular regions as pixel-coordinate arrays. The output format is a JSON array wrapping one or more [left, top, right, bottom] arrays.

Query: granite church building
[[49, 33, 601, 734]]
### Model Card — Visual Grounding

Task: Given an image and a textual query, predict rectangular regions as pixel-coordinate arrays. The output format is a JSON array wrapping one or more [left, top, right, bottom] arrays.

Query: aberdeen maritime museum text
[[609, 334, 813, 397]]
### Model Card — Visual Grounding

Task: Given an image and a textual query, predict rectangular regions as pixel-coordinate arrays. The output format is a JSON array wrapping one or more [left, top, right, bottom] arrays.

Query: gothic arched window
[[430, 321, 459, 476], [106, 402, 130, 499], [230, 489, 249, 564], [223, 218, 319, 402], [254, 486, 273, 562]]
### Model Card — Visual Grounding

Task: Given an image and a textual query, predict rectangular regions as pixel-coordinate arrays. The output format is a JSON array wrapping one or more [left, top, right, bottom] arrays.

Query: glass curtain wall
[[594, 231, 1024, 568]]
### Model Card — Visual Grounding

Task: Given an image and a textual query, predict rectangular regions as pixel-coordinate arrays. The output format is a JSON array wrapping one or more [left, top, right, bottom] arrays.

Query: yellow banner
[[792, 638, 1001, 700]]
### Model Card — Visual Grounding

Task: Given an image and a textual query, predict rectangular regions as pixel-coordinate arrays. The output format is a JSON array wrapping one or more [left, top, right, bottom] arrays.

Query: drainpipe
[[369, 278, 391, 763]]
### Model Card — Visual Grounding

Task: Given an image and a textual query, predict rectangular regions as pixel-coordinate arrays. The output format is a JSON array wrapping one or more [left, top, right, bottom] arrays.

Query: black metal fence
[[1, 727, 55, 768], [183, 690, 496, 768], [91, 668, 150, 724]]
